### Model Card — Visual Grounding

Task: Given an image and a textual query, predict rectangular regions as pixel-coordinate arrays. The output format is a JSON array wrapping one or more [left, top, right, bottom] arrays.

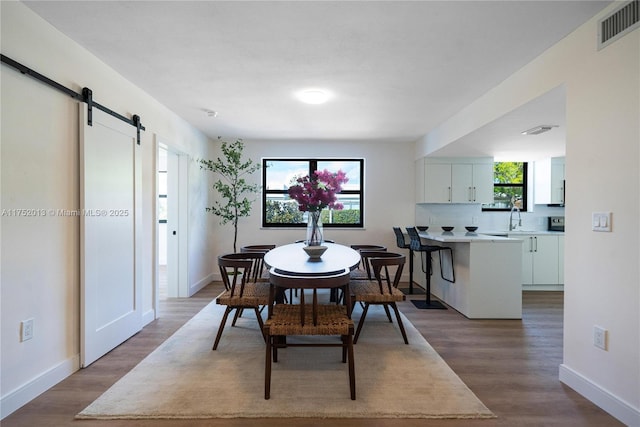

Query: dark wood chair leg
[[347, 332, 356, 400], [382, 304, 393, 322], [213, 307, 232, 350], [353, 303, 370, 344], [253, 307, 266, 341], [390, 303, 409, 344], [231, 307, 242, 326], [265, 332, 271, 400]]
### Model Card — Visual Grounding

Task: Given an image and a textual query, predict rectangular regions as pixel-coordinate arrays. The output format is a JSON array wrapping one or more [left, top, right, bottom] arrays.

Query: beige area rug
[[77, 299, 495, 420]]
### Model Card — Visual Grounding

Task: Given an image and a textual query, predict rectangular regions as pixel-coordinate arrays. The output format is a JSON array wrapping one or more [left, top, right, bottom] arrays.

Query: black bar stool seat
[[393, 227, 417, 294], [405, 227, 455, 309]]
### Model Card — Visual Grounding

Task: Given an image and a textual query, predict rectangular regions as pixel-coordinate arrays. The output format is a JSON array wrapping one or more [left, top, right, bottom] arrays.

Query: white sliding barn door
[[80, 105, 142, 367]]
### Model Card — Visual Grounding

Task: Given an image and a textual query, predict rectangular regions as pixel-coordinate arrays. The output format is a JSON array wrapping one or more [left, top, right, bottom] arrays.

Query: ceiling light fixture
[[296, 89, 331, 105], [204, 109, 218, 118], [521, 125, 558, 135]]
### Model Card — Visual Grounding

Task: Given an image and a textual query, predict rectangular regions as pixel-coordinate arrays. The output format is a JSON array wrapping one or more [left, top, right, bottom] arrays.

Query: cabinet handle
[[473, 186, 477, 202], [529, 237, 533, 252], [448, 186, 451, 202], [468, 187, 472, 202], [534, 236, 538, 252]]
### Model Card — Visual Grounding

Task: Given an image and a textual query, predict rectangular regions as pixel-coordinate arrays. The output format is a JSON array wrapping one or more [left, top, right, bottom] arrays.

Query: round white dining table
[[264, 242, 360, 276]]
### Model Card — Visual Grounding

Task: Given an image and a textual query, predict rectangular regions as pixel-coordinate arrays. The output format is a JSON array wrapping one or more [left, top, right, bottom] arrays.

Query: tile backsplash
[[415, 203, 565, 232]]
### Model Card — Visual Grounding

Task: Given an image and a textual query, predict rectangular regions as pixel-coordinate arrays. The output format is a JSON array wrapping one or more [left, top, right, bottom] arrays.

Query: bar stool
[[405, 227, 455, 309], [392, 227, 417, 294]]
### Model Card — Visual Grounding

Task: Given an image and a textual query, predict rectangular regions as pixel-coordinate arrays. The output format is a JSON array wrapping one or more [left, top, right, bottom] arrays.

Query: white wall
[[0, 2, 214, 417], [416, 5, 639, 425], [202, 138, 415, 276]]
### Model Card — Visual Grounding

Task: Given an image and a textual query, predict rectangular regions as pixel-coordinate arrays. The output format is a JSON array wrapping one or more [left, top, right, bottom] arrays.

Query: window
[[482, 162, 528, 211], [262, 158, 364, 228]]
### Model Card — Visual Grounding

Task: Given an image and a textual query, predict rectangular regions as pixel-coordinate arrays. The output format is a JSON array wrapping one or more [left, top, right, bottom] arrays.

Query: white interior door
[[166, 149, 180, 297], [80, 105, 142, 367], [157, 142, 189, 299]]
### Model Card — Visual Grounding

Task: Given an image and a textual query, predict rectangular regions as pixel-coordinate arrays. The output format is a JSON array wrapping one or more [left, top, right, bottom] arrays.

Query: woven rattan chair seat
[[216, 283, 270, 307], [266, 304, 353, 335], [349, 268, 369, 280], [350, 280, 405, 303]]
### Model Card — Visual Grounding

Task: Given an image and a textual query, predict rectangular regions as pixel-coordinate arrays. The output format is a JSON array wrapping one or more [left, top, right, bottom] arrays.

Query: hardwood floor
[[2, 284, 623, 427]]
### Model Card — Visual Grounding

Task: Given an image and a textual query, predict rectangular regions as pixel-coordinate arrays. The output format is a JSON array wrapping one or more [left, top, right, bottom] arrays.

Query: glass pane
[[264, 194, 361, 225], [494, 162, 524, 184], [264, 160, 308, 190], [265, 195, 305, 224], [317, 160, 361, 191], [158, 197, 167, 221], [485, 186, 523, 209], [158, 171, 167, 195], [327, 194, 361, 224]]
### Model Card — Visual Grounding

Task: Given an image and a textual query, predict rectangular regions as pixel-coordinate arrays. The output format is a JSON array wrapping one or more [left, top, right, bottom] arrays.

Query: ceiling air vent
[[598, 0, 639, 50], [521, 125, 558, 136]]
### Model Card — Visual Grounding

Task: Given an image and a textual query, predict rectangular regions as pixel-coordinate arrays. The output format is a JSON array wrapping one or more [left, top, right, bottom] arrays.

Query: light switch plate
[[592, 212, 612, 232]]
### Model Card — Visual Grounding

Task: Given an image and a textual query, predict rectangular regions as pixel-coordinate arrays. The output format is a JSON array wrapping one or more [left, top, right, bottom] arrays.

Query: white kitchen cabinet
[[451, 163, 494, 203], [513, 234, 560, 285], [420, 157, 493, 204], [424, 163, 452, 203], [535, 157, 565, 205], [550, 158, 565, 204]]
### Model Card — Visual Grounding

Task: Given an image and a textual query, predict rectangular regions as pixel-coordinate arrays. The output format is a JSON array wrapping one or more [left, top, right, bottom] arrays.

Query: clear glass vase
[[305, 210, 324, 246]]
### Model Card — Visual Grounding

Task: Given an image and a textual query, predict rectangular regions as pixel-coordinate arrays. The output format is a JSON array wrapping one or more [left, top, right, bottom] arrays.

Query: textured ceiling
[[24, 1, 609, 156]]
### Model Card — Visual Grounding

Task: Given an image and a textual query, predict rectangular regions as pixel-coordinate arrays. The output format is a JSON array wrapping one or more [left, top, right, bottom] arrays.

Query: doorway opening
[[156, 141, 189, 304], [158, 146, 168, 300]]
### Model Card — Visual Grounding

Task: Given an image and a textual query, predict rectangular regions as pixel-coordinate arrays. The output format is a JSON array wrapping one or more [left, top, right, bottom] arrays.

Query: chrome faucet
[[509, 205, 522, 231]]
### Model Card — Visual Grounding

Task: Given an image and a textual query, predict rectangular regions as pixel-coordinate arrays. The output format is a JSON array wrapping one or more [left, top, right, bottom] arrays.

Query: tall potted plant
[[200, 138, 261, 252]]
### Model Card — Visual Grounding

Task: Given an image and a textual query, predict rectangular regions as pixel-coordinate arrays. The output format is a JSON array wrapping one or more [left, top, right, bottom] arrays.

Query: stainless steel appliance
[[548, 216, 565, 231]]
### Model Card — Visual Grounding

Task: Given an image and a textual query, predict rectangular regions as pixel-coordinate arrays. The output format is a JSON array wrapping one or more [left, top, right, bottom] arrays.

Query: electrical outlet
[[472, 216, 478, 225], [21, 318, 34, 342], [593, 325, 607, 350]]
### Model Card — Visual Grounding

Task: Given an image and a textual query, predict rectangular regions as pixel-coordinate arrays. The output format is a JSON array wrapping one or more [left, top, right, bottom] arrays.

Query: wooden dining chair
[[349, 244, 387, 280], [264, 268, 356, 400], [240, 244, 276, 282], [350, 251, 408, 344], [213, 253, 271, 350]]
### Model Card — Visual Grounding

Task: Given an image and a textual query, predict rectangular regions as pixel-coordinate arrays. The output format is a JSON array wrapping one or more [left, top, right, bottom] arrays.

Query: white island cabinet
[[417, 232, 523, 319]]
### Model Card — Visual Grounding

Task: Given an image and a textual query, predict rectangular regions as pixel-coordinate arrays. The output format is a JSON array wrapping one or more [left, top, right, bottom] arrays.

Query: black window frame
[[482, 162, 528, 212], [262, 158, 364, 228]]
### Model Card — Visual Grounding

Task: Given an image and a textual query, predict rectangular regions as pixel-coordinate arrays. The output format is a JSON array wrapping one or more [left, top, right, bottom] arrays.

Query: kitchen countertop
[[418, 231, 522, 243], [480, 230, 565, 236]]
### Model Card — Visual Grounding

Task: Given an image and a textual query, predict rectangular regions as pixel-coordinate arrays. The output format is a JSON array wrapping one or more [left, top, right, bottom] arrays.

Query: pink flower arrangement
[[288, 169, 349, 212]]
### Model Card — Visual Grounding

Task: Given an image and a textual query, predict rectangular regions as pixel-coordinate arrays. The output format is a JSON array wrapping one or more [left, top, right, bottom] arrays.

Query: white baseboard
[[559, 364, 640, 426], [1, 354, 80, 420], [142, 308, 156, 326], [522, 284, 564, 291], [189, 272, 215, 296]]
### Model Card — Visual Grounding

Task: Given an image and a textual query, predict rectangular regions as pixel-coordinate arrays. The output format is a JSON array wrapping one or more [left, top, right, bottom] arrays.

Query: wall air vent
[[598, 0, 639, 50]]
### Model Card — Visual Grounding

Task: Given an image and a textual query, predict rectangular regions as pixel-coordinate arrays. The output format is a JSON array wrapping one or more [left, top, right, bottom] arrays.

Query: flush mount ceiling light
[[204, 109, 218, 118], [296, 89, 331, 105], [521, 125, 558, 135]]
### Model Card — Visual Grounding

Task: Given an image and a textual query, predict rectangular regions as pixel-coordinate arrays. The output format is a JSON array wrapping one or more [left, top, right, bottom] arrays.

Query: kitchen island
[[416, 231, 523, 319]]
